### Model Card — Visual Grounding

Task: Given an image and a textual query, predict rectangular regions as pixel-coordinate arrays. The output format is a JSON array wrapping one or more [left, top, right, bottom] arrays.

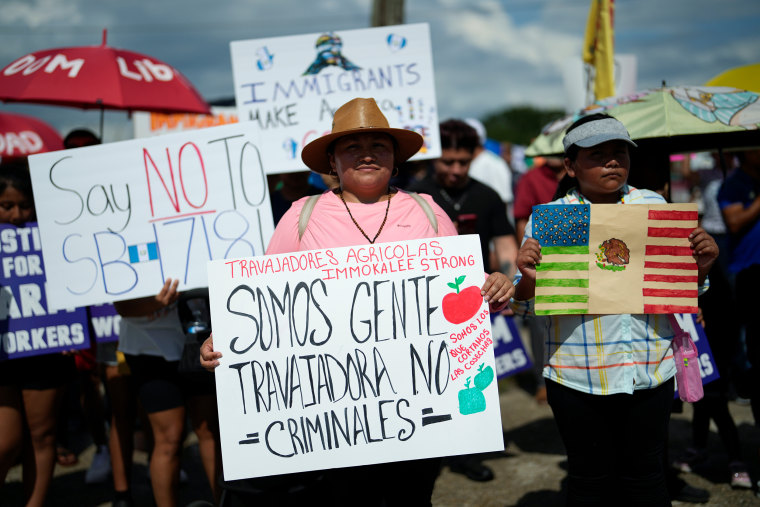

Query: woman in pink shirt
[[201, 97, 513, 505]]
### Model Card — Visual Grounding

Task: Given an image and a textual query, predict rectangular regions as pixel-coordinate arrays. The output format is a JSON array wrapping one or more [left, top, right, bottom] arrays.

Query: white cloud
[[0, 0, 84, 27], [437, 0, 581, 69], [0, 0, 758, 139]]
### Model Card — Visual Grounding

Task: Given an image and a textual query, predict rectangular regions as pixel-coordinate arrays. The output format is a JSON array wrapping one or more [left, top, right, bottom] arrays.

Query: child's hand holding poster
[[532, 203, 699, 315], [207, 234, 503, 480]]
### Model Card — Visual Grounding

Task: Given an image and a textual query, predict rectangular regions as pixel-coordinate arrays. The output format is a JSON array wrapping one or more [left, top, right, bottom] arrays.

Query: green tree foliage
[[482, 106, 565, 146]]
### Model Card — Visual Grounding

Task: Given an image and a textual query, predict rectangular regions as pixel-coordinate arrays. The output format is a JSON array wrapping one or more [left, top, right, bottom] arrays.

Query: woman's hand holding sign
[[200, 334, 221, 371], [113, 278, 180, 317], [481, 272, 514, 312]]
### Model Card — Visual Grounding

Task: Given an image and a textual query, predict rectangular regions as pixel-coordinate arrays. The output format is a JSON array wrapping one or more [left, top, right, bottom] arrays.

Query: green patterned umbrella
[[526, 86, 760, 156]]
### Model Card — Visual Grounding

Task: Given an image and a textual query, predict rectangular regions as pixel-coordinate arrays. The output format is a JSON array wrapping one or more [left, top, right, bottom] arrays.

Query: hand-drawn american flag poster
[[532, 203, 698, 315]]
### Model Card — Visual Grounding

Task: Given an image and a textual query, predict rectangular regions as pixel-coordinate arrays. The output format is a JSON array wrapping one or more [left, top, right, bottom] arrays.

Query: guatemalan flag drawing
[[532, 203, 698, 315]]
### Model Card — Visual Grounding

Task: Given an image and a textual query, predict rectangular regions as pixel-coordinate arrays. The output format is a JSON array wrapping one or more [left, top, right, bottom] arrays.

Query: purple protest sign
[[491, 313, 532, 379], [1, 223, 90, 360], [88, 303, 121, 343]]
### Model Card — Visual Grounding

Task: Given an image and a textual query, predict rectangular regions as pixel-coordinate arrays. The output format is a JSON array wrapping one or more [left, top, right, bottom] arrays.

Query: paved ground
[[432, 383, 760, 506], [4, 379, 760, 506]]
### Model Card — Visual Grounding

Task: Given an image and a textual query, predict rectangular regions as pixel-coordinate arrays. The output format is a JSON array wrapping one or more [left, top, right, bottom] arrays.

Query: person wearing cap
[[200, 97, 514, 505], [512, 113, 718, 505]]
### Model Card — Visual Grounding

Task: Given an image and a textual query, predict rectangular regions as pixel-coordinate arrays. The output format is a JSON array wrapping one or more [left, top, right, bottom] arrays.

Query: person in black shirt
[[409, 119, 518, 483], [409, 119, 518, 277]]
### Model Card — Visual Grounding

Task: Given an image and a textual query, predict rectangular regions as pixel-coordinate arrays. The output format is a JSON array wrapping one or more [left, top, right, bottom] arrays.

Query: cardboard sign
[[28, 123, 276, 310], [491, 314, 533, 379], [1, 223, 90, 359], [532, 203, 698, 315], [230, 23, 440, 174], [208, 235, 503, 480]]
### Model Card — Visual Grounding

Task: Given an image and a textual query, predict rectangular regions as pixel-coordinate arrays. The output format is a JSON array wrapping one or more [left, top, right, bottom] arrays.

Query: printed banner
[[133, 107, 239, 139], [1, 223, 91, 359], [208, 235, 503, 480], [532, 203, 698, 315], [230, 23, 440, 174], [491, 313, 533, 379], [28, 123, 276, 310], [89, 304, 121, 343], [672, 313, 719, 398]]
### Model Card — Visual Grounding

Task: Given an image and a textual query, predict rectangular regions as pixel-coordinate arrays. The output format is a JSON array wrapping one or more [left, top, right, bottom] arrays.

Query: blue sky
[[0, 0, 758, 141]]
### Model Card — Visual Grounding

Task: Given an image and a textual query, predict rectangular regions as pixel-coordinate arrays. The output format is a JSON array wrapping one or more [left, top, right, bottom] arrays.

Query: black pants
[[547, 378, 674, 507], [221, 458, 441, 507], [736, 264, 760, 424]]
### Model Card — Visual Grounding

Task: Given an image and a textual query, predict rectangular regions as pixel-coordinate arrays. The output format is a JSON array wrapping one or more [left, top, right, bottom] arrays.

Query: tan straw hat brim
[[301, 97, 424, 174]]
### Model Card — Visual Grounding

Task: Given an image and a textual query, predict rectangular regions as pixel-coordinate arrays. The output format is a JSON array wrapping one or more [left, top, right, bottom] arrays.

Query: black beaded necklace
[[338, 188, 392, 244]]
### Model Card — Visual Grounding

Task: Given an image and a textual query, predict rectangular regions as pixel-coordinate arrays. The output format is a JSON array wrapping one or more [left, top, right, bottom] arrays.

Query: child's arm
[[688, 227, 719, 286], [113, 278, 180, 317], [513, 238, 541, 301]]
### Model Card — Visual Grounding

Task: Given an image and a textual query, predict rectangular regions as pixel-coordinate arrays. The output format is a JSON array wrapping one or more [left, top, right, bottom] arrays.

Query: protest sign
[[1, 223, 90, 359], [133, 107, 239, 139], [28, 123, 275, 310], [230, 23, 440, 174], [207, 235, 503, 480], [491, 313, 532, 379], [533, 203, 699, 315], [89, 303, 121, 343]]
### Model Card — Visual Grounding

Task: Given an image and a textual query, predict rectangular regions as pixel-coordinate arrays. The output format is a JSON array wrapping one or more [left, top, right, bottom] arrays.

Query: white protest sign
[[28, 123, 275, 310], [230, 23, 440, 174], [208, 235, 503, 480]]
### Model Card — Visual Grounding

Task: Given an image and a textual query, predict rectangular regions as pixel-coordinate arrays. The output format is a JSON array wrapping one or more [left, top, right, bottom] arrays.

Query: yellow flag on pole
[[583, 0, 615, 100]]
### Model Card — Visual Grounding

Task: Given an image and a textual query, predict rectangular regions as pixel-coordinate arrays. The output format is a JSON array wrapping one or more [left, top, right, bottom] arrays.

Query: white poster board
[[208, 235, 503, 480], [28, 123, 275, 310], [230, 23, 440, 174]]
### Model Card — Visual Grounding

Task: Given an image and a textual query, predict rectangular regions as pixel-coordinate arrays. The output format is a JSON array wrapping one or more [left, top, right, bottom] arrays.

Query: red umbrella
[[0, 111, 63, 159], [0, 30, 210, 136]]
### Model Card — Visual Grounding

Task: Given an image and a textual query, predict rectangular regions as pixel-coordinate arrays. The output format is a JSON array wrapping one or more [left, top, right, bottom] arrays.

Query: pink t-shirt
[[266, 190, 458, 254]]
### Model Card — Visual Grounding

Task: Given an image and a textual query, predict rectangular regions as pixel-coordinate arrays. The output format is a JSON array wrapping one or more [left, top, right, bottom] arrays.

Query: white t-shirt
[[117, 304, 186, 361], [468, 149, 513, 204]]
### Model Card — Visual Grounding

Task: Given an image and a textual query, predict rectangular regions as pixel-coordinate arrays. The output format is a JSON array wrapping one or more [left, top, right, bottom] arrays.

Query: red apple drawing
[[442, 275, 482, 324]]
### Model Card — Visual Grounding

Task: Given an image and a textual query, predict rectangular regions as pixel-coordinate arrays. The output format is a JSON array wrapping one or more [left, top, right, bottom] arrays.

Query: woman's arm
[[113, 278, 179, 317], [200, 333, 221, 371], [493, 234, 518, 279]]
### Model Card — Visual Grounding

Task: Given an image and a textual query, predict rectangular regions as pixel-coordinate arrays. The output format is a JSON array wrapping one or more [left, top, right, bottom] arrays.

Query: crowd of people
[[1, 96, 759, 506]]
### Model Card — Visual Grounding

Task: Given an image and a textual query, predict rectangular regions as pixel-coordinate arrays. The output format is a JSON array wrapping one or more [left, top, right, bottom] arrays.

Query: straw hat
[[301, 97, 424, 174]]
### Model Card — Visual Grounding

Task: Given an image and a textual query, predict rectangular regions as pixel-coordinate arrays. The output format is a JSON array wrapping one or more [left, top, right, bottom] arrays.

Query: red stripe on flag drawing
[[643, 274, 699, 283], [642, 288, 699, 298], [643, 304, 699, 314], [642, 206, 698, 314], [645, 245, 693, 256], [648, 210, 699, 221], [647, 227, 693, 238], [644, 261, 698, 270]]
